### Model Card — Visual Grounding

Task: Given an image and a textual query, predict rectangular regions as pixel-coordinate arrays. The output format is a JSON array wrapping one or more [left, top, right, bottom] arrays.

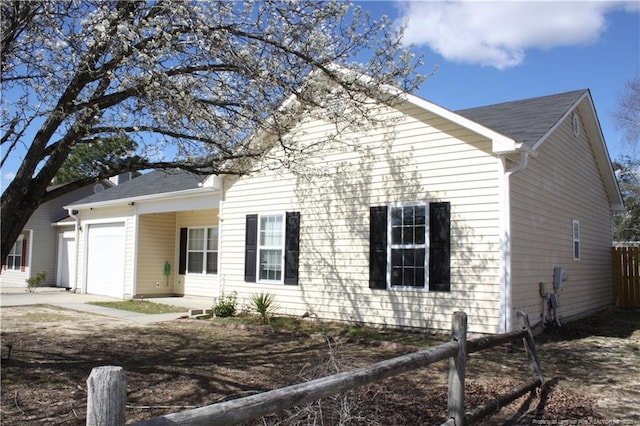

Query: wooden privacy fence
[[86, 311, 543, 426], [612, 246, 640, 308]]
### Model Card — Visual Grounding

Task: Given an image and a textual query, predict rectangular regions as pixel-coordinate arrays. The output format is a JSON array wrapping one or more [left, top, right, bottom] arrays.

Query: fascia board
[[531, 91, 589, 151], [403, 92, 518, 154], [580, 95, 624, 211], [64, 187, 219, 211], [529, 91, 622, 211]]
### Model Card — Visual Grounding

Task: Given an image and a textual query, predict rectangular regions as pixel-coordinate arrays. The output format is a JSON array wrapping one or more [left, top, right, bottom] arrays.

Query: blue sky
[[1, 1, 638, 192], [373, 0, 640, 162]]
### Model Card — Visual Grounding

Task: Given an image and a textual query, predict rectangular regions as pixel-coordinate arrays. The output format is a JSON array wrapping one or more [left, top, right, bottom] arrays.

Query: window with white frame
[[370, 201, 450, 292], [244, 212, 300, 285], [258, 214, 284, 281], [572, 219, 580, 261], [390, 204, 427, 287], [5, 237, 23, 270], [187, 227, 218, 274]]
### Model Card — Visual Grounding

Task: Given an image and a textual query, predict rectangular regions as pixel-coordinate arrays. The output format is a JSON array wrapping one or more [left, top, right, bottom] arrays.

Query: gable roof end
[[456, 90, 588, 150], [457, 89, 622, 211]]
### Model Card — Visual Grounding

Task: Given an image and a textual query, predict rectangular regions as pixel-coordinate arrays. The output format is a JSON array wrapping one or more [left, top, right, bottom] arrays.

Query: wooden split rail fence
[[86, 311, 544, 426]]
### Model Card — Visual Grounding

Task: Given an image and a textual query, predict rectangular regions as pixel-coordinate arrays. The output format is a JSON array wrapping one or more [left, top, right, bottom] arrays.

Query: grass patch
[[21, 312, 78, 322], [212, 314, 440, 347], [88, 300, 186, 314]]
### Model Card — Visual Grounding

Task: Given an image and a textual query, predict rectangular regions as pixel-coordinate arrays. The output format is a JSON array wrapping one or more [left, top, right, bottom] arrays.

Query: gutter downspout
[[68, 208, 80, 293], [499, 151, 529, 333]]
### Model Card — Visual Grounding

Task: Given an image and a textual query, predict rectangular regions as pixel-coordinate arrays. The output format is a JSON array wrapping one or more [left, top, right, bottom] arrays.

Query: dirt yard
[[1, 305, 638, 425]]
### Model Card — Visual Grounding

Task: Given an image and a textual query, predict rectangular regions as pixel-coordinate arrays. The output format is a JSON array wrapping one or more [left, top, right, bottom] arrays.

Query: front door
[[57, 232, 76, 288]]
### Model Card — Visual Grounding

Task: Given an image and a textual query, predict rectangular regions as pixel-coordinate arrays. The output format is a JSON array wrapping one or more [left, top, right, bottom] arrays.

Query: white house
[[64, 89, 622, 334]]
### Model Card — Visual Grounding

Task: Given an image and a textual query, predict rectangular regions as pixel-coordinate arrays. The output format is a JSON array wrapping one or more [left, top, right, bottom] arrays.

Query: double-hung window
[[390, 205, 426, 287], [180, 227, 218, 275], [244, 212, 300, 285], [370, 202, 451, 291], [258, 215, 284, 281], [572, 219, 580, 261], [5, 237, 24, 270]]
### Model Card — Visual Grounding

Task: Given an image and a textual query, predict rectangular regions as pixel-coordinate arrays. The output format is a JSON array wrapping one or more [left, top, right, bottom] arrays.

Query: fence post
[[86, 366, 126, 426], [517, 311, 544, 381], [447, 311, 467, 426]]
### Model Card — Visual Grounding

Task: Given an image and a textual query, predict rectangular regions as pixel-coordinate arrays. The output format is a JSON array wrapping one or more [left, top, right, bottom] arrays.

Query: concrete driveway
[[0, 285, 213, 324]]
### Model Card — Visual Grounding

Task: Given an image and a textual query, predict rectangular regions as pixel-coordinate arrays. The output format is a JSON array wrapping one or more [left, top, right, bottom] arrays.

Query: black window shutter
[[178, 228, 188, 275], [284, 212, 300, 285], [244, 214, 258, 282], [369, 206, 388, 290], [429, 202, 451, 291]]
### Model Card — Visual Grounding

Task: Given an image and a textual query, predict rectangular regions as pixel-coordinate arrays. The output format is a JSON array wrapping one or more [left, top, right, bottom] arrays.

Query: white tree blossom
[[0, 0, 423, 260]]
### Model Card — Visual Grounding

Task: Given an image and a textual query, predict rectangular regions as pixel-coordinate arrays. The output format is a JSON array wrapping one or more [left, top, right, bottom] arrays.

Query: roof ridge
[[455, 89, 588, 113], [454, 89, 589, 148]]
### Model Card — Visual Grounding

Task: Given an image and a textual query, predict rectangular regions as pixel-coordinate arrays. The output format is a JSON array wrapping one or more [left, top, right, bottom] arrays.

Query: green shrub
[[250, 292, 279, 324], [213, 291, 237, 317], [25, 271, 47, 292]]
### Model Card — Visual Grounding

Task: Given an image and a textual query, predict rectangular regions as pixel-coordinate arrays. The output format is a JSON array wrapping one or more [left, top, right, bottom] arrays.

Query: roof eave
[[64, 186, 219, 211], [403, 92, 521, 155]]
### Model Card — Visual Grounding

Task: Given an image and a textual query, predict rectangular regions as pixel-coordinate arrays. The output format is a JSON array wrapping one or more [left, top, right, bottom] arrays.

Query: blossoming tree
[[0, 0, 422, 260]]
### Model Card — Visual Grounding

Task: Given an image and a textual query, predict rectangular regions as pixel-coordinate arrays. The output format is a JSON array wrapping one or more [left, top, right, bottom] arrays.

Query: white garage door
[[86, 223, 126, 298]]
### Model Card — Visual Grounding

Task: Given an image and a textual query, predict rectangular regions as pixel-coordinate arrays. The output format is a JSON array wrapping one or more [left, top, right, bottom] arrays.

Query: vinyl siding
[[0, 230, 31, 286], [510, 107, 614, 326], [0, 185, 99, 287], [175, 209, 219, 297], [220, 103, 504, 334], [136, 213, 177, 295]]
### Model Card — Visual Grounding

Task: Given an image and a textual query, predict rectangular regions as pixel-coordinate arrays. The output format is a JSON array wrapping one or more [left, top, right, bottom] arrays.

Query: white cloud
[[1, 171, 16, 193], [398, 1, 633, 70], [2, 171, 16, 182]]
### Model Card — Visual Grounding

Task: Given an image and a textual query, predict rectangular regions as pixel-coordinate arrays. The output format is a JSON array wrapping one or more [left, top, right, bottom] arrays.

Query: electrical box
[[553, 267, 566, 289]]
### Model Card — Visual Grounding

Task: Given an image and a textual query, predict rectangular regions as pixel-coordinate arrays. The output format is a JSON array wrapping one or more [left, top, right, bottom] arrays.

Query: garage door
[[86, 223, 126, 298]]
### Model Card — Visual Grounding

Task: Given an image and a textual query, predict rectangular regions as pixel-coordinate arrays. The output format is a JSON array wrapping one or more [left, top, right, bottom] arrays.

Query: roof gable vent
[[572, 112, 580, 137]]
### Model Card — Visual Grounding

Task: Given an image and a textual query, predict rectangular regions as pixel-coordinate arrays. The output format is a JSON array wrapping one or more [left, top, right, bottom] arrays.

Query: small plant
[[25, 271, 47, 292], [213, 291, 237, 318], [250, 292, 279, 324]]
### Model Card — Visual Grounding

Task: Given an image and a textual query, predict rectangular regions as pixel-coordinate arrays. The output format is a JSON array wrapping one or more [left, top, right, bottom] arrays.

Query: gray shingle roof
[[69, 169, 205, 205], [70, 90, 588, 206], [456, 89, 587, 148]]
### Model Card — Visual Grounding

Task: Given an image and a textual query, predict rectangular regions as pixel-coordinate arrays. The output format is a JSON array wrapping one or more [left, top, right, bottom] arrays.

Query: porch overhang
[[65, 187, 221, 214]]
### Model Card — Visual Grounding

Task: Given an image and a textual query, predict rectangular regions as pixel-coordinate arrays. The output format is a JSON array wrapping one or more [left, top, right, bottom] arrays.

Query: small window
[[186, 227, 218, 274], [5, 237, 23, 270], [572, 219, 580, 261]]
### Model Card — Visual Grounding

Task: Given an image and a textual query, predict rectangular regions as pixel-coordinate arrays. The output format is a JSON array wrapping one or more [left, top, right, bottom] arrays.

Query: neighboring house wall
[[175, 209, 219, 298], [1, 185, 103, 287], [1, 230, 32, 286], [510, 108, 614, 326], [220, 103, 506, 334], [136, 212, 177, 296]]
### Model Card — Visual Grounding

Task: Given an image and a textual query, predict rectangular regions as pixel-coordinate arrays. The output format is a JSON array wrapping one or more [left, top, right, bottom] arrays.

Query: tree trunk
[[1, 130, 75, 261], [1, 174, 49, 262]]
